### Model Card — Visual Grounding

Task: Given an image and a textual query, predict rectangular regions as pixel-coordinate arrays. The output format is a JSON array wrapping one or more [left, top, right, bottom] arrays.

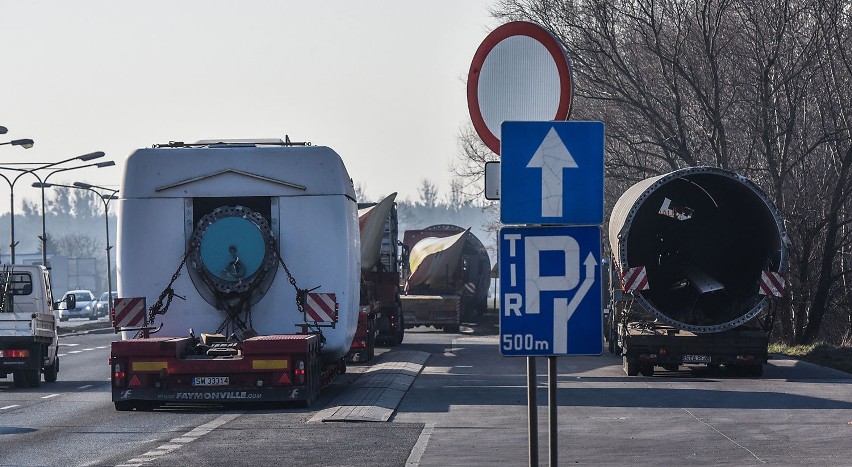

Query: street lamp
[[33, 160, 115, 266], [5, 158, 115, 266], [0, 139, 35, 149], [35, 181, 118, 312], [0, 151, 104, 263]]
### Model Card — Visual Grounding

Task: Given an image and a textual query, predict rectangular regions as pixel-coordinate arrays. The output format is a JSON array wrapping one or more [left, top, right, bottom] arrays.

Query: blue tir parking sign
[[499, 225, 603, 356], [501, 121, 604, 225]]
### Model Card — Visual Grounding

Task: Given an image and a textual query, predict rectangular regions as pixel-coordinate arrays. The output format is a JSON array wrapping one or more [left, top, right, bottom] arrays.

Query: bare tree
[[55, 233, 101, 258], [417, 179, 439, 209], [354, 182, 368, 203], [482, 0, 852, 344], [449, 124, 499, 200]]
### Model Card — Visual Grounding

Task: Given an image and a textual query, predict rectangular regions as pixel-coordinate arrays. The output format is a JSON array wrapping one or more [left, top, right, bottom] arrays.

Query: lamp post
[[33, 160, 114, 267], [35, 181, 118, 312], [0, 151, 104, 263]]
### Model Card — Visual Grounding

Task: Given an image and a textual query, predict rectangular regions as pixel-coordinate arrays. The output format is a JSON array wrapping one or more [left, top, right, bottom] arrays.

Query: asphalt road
[[1, 324, 850, 466]]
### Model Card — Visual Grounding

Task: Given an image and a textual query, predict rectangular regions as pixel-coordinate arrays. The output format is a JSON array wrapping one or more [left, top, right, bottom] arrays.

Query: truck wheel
[[44, 355, 59, 383], [12, 371, 27, 388], [746, 364, 764, 377], [640, 364, 655, 377], [26, 369, 41, 387], [394, 309, 405, 345], [623, 356, 639, 376], [114, 401, 135, 411], [367, 316, 376, 361]]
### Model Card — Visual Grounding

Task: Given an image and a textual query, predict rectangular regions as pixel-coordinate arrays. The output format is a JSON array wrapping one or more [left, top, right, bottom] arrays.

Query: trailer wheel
[[367, 314, 376, 361], [639, 364, 655, 377], [394, 311, 405, 345], [44, 355, 59, 383], [12, 371, 27, 388], [623, 356, 639, 376], [114, 401, 135, 411], [26, 369, 41, 387], [746, 364, 764, 377]]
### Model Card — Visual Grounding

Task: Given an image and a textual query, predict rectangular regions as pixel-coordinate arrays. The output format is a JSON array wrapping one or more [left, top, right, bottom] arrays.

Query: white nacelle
[[117, 143, 360, 361]]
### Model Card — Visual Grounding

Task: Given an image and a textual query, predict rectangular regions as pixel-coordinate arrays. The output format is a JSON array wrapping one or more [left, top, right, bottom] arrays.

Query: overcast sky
[[0, 1, 499, 213]]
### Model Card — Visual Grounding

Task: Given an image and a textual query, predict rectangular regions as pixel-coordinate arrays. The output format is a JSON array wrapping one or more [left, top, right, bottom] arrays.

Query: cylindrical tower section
[[609, 167, 788, 333]]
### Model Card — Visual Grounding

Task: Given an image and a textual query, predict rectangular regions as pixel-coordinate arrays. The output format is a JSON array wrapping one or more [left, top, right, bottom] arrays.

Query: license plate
[[683, 355, 711, 363], [192, 376, 229, 386]]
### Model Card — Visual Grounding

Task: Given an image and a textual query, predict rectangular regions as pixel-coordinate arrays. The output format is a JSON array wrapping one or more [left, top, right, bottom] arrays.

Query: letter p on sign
[[525, 235, 579, 314]]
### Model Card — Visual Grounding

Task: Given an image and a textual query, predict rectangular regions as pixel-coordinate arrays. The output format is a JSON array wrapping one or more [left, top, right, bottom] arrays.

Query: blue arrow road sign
[[499, 225, 603, 356], [500, 121, 604, 225]]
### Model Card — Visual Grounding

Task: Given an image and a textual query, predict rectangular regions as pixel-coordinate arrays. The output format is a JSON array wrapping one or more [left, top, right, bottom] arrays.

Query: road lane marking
[[116, 413, 240, 466], [59, 343, 79, 347], [683, 408, 766, 463], [58, 353, 66, 357], [1, 405, 19, 410], [41, 394, 60, 399], [68, 351, 82, 354], [78, 384, 93, 390], [96, 346, 108, 349], [405, 422, 436, 466], [83, 348, 96, 351]]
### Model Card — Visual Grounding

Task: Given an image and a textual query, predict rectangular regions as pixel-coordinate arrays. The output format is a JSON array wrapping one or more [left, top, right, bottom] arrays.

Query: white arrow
[[527, 127, 577, 218], [554, 253, 597, 354]]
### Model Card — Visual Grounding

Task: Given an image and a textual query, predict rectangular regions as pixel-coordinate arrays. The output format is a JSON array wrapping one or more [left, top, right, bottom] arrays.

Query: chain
[[148, 248, 192, 323], [273, 239, 307, 314]]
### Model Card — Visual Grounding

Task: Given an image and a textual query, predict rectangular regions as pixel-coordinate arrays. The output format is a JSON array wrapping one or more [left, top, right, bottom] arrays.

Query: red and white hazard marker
[[622, 266, 649, 293], [759, 271, 786, 297], [112, 297, 147, 329], [304, 293, 338, 323]]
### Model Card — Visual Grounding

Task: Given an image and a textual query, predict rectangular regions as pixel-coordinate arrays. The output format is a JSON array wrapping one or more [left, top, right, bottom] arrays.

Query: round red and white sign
[[467, 21, 574, 155]]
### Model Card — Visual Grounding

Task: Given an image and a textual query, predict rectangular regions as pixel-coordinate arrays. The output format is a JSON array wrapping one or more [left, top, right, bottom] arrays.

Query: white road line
[[83, 348, 96, 351], [59, 343, 79, 347], [41, 394, 60, 399], [683, 408, 766, 463], [78, 384, 93, 390], [96, 346, 108, 349], [115, 413, 240, 466], [58, 353, 66, 357], [1, 405, 20, 410], [68, 350, 82, 354], [405, 422, 436, 466]]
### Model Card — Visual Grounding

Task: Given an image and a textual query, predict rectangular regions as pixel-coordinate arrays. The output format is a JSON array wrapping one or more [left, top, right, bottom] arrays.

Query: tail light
[[113, 361, 126, 388], [294, 360, 306, 385], [0, 349, 30, 358]]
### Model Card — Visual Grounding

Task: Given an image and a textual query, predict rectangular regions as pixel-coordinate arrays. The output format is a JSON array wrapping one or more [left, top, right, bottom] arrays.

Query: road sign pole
[[548, 356, 558, 466], [527, 356, 539, 466]]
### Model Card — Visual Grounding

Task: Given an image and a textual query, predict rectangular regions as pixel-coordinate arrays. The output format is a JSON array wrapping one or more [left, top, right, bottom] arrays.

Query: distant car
[[91, 291, 118, 318], [57, 290, 97, 321]]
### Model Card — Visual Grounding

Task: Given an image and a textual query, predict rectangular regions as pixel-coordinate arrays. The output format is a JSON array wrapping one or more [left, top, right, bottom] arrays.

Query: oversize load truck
[[348, 194, 404, 363], [606, 167, 788, 376], [401, 225, 491, 333], [110, 139, 359, 409], [0, 265, 61, 387]]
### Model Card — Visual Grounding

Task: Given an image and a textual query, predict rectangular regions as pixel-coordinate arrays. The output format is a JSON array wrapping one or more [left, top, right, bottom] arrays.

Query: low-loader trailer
[[110, 139, 360, 409]]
